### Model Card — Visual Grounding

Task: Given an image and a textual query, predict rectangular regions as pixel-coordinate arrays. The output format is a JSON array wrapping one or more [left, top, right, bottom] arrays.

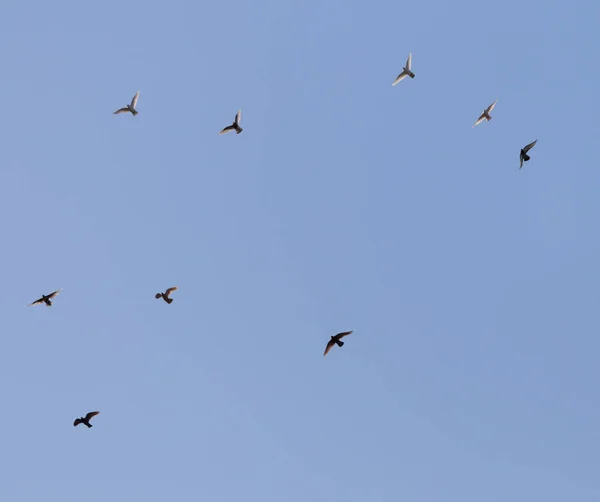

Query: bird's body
[[392, 53, 415, 86], [28, 289, 62, 307], [219, 109, 243, 135], [156, 286, 178, 304], [473, 100, 498, 127], [114, 91, 140, 116], [324, 331, 353, 356], [519, 139, 537, 168], [74, 411, 100, 428]]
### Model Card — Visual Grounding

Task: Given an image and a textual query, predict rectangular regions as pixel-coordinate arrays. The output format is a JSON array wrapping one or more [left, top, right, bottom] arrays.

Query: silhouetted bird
[[156, 286, 178, 304], [473, 100, 498, 127], [73, 411, 100, 428], [114, 91, 140, 116], [28, 289, 62, 307], [219, 109, 243, 135], [519, 139, 537, 169], [392, 53, 415, 85], [324, 331, 353, 356]]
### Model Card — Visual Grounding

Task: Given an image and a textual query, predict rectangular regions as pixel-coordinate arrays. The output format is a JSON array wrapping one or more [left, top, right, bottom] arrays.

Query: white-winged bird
[[473, 100, 498, 127], [114, 90, 140, 116], [74, 411, 100, 428], [392, 53, 415, 86], [219, 109, 243, 135], [155, 286, 178, 304], [324, 331, 353, 356], [28, 289, 62, 307], [519, 139, 537, 169]]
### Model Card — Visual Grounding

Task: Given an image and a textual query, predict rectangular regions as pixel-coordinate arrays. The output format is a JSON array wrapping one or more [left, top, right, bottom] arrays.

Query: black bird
[[520, 139, 537, 169], [324, 331, 353, 356], [155, 286, 178, 304], [73, 411, 100, 428], [219, 109, 243, 135], [28, 289, 62, 307]]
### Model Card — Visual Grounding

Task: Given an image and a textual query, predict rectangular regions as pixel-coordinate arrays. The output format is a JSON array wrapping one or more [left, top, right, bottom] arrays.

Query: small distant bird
[[114, 91, 140, 116], [473, 100, 498, 127], [74, 411, 100, 428], [219, 109, 243, 135], [392, 53, 415, 86], [28, 289, 62, 307], [519, 139, 537, 169], [324, 331, 353, 356], [155, 286, 178, 304]]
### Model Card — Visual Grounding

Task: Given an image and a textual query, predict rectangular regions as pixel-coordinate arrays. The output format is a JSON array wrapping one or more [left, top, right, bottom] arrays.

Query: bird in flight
[[392, 53, 415, 86], [473, 100, 498, 127], [156, 286, 178, 304], [324, 331, 353, 356], [519, 139, 537, 169], [114, 91, 140, 116], [219, 109, 243, 135], [28, 289, 62, 307], [74, 411, 100, 428]]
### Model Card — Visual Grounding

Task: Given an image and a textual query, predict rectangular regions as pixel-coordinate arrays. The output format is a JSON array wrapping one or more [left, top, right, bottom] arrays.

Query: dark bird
[[73, 411, 100, 428], [28, 289, 62, 307], [324, 331, 353, 356], [519, 139, 537, 169], [155, 286, 178, 304], [219, 109, 243, 135], [392, 53, 415, 85], [114, 90, 140, 116]]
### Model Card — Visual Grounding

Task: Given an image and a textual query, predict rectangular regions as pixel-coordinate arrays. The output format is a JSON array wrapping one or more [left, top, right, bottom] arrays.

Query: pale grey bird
[[324, 331, 353, 356], [156, 286, 178, 304], [114, 91, 140, 116], [28, 289, 62, 307], [74, 411, 100, 428], [520, 139, 537, 168], [473, 100, 497, 127], [392, 53, 415, 86], [219, 109, 243, 135]]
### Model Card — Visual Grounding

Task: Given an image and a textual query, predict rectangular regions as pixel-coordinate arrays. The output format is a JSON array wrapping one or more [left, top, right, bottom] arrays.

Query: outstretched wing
[[47, 289, 62, 299], [335, 330, 353, 340], [85, 411, 100, 422], [520, 152, 524, 169], [523, 139, 537, 153], [323, 339, 335, 356], [114, 107, 129, 115], [235, 109, 242, 124], [392, 71, 408, 86], [406, 52, 412, 71], [28, 297, 44, 307], [73, 418, 82, 427], [486, 100, 497, 114], [473, 113, 486, 128], [219, 125, 235, 135], [130, 91, 140, 108], [165, 286, 178, 296]]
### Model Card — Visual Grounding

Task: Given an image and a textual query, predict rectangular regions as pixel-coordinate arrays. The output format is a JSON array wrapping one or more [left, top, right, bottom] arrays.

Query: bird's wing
[[323, 340, 335, 356], [219, 125, 235, 135], [48, 288, 62, 299], [165, 286, 178, 296], [235, 109, 242, 124], [85, 411, 100, 421], [473, 113, 486, 127], [486, 100, 497, 113], [523, 139, 537, 153], [113, 107, 129, 115], [28, 297, 44, 307], [130, 91, 140, 108], [335, 330, 353, 339], [73, 418, 82, 426], [519, 154, 524, 168], [406, 53, 412, 70], [392, 71, 408, 86]]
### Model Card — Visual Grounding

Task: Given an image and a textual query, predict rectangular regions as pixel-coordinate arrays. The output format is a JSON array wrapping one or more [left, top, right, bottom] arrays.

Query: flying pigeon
[[114, 91, 140, 116], [155, 286, 178, 304], [324, 331, 353, 356], [28, 289, 62, 307], [219, 109, 243, 135], [519, 139, 537, 168], [473, 100, 497, 127], [74, 411, 100, 428], [392, 53, 415, 86]]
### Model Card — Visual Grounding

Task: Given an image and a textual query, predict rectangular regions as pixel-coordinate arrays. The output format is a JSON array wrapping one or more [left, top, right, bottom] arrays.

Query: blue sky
[[1, 0, 599, 500]]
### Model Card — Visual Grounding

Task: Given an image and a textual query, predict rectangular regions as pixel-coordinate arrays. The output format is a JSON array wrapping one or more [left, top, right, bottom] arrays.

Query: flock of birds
[[28, 51, 538, 430]]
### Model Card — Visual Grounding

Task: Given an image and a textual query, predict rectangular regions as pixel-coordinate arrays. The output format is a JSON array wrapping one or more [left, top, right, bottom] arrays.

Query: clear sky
[[1, 0, 599, 500]]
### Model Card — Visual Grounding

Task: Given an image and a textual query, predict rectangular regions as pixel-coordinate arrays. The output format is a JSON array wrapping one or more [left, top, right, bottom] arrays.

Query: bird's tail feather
[[236, 127, 243, 134], [523, 153, 530, 161], [166, 297, 173, 304], [132, 110, 138, 116], [336, 340, 344, 347]]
